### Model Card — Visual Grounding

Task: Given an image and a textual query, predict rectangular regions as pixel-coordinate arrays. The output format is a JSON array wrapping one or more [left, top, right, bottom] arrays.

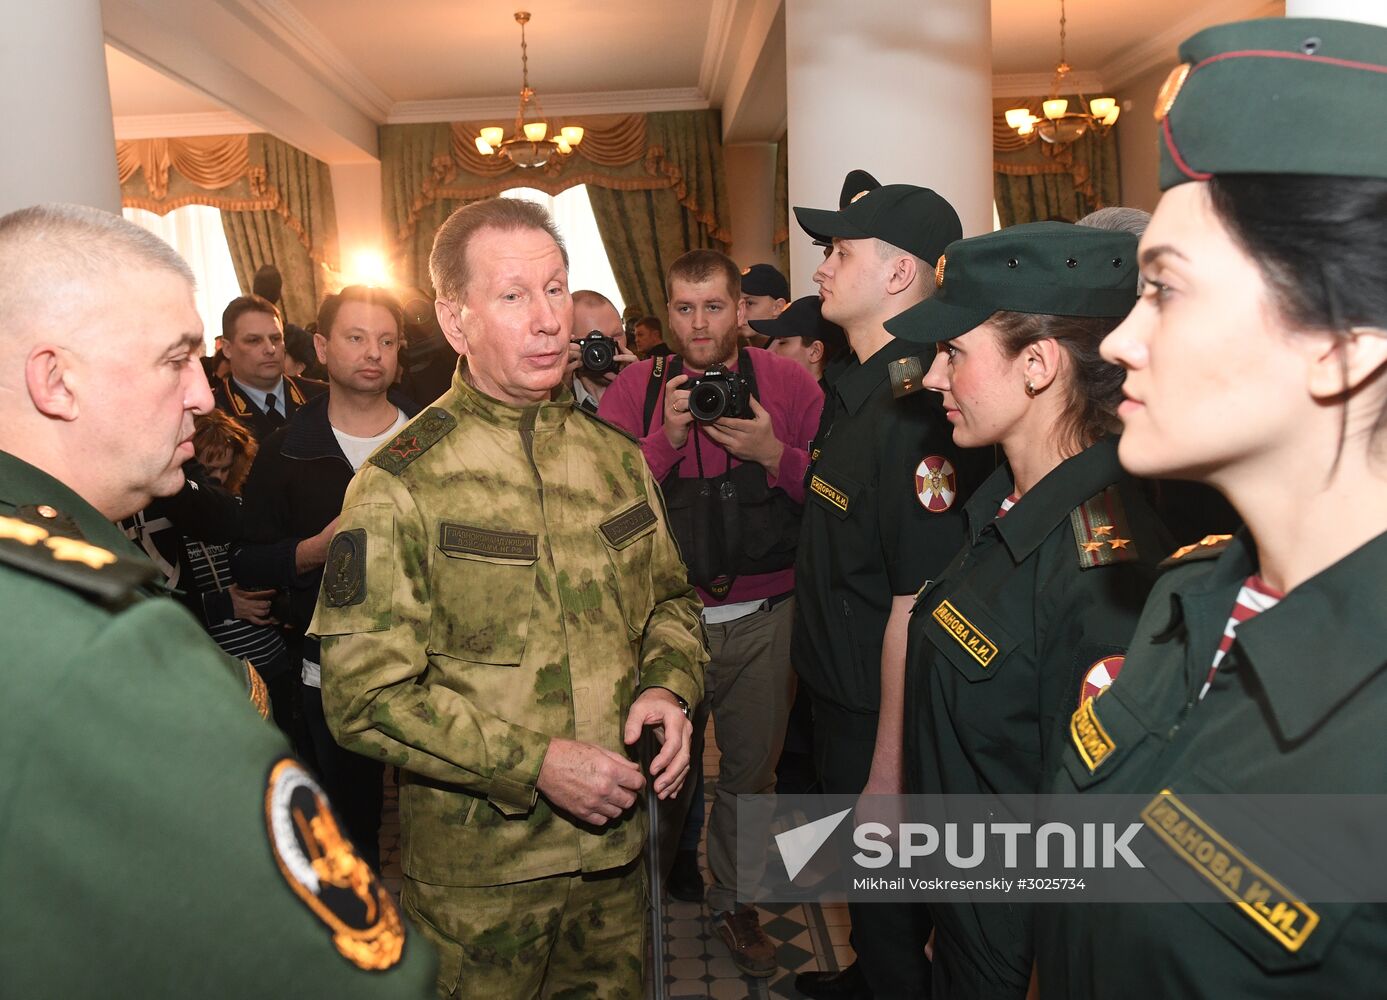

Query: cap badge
[[849, 189, 870, 204], [1154, 63, 1191, 122], [934, 254, 947, 288]]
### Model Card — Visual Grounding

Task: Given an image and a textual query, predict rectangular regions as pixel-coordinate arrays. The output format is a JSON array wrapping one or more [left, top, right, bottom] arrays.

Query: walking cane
[[640, 729, 668, 1000]]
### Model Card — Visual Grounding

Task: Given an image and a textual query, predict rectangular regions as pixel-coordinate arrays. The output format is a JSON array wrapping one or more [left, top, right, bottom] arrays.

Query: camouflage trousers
[[401, 859, 647, 999]]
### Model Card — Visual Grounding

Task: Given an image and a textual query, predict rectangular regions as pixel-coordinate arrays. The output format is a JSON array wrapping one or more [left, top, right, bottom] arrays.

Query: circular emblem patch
[[1080, 654, 1125, 707], [934, 254, 947, 288], [914, 456, 957, 512], [265, 758, 405, 970]]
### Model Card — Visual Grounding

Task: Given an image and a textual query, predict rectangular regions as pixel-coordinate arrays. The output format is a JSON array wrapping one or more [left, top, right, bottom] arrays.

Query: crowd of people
[[1, 12, 1384, 1000]]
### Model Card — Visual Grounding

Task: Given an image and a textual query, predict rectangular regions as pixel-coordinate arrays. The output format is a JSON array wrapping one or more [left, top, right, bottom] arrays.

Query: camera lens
[[581, 338, 615, 374], [689, 382, 730, 422]]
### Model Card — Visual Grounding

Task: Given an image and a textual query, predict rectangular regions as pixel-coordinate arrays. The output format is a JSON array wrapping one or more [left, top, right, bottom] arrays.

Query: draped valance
[[992, 97, 1120, 227]]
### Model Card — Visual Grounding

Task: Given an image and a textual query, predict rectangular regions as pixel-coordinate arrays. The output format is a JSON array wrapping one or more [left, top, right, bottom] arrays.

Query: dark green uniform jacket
[[904, 437, 1170, 998], [793, 339, 991, 720], [0, 451, 436, 997], [1039, 527, 1387, 998]]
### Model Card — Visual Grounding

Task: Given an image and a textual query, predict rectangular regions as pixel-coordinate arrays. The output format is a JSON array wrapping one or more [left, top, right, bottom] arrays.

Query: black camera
[[575, 331, 619, 375], [687, 365, 753, 422]]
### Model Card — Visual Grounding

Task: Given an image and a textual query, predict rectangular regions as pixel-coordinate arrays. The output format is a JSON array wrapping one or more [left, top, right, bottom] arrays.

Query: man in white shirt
[[231, 285, 420, 867]]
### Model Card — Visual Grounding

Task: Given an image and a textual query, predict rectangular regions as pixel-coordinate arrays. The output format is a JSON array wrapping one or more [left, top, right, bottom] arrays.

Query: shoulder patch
[[369, 406, 456, 475], [1071, 485, 1140, 569], [264, 758, 405, 970], [888, 356, 926, 398], [1161, 533, 1234, 568], [322, 529, 367, 607], [572, 403, 639, 443], [0, 514, 155, 608]]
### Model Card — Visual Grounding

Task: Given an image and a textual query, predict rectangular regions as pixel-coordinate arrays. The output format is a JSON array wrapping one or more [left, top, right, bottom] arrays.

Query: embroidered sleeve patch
[[323, 529, 367, 608], [1070, 697, 1116, 772], [889, 356, 925, 398], [264, 758, 405, 970], [915, 456, 957, 513], [1141, 790, 1320, 952], [1071, 485, 1139, 569], [810, 474, 850, 512], [931, 600, 997, 667], [369, 407, 457, 475], [1080, 654, 1125, 707], [600, 500, 657, 548], [439, 522, 538, 562]]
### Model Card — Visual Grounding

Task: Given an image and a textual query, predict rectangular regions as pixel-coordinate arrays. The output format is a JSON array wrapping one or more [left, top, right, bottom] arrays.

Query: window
[[122, 204, 243, 355], [499, 185, 625, 314]]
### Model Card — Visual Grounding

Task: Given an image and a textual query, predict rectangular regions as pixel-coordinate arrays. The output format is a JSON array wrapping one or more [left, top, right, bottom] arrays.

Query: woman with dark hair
[[1035, 16, 1387, 997], [882, 222, 1173, 998]]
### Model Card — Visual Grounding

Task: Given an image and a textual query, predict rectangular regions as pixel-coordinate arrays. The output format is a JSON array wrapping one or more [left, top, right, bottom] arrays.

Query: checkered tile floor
[[376, 720, 855, 998]]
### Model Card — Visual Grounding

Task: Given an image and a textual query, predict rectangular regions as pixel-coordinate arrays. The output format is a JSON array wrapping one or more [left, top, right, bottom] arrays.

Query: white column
[[784, 0, 993, 297], [723, 143, 779, 270], [1285, 0, 1387, 26], [0, 0, 121, 214], [329, 162, 387, 285]]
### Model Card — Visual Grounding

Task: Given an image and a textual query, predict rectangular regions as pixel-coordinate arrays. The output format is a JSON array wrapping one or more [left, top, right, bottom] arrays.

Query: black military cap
[[884, 222, 1138, 345], [749, 296, 847, 355], [1158, 17, 1387, 189], [740, 263, 790, 301], [795, 184, 962, 265], [799, 170, 884, 246]]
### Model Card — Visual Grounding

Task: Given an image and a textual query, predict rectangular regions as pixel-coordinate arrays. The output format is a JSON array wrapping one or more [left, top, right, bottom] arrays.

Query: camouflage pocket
[[428, 527, 538, 665], [598, 500, 657, 641]]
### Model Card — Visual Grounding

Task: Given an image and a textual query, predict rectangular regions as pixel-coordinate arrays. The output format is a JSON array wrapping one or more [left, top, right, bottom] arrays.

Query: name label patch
[[1141, 791, 1320, 952], [1070, 697, 1116, 772], [439, 522, 538, 561], [931, 600, 997, 666], [600, 501, 657, 548], [810, 475, 850, 512]]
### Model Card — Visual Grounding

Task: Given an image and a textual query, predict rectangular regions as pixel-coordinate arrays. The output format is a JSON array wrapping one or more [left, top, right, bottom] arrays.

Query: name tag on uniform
[[600, 501, 657, 548], [1141, 790, 1320, 953], [810, 475, 850, 513], [439, 522, 538, 561], [930, 600, 997, 667]]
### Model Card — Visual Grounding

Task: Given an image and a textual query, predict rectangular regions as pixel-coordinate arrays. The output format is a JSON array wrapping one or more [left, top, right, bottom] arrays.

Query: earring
[[1025, 379, 1039, 397]]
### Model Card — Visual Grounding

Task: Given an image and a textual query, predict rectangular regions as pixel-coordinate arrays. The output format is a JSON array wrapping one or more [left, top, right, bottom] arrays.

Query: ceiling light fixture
[[1005, 0, 1120, 145], [475, 11, 584, 168]]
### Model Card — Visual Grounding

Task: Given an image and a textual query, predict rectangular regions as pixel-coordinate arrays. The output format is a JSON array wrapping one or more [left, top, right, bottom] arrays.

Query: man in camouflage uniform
[[311, 197, 706, 999]]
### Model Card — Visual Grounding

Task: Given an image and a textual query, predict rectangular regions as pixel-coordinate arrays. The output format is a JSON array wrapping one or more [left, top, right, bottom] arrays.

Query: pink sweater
[[597, 348, 824, 606]]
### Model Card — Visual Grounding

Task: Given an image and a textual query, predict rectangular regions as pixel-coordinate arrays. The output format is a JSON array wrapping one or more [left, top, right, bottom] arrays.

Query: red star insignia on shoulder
[[388, 435, 421, 461], [1107, 537, 1133, 550], [1081, 540, 1106, 553], [1093, 525, 1114, 537]]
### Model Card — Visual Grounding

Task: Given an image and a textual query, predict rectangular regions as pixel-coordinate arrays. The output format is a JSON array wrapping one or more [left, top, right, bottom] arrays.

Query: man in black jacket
[[213, 295, 327, 441], [232, 285, 419, 867]]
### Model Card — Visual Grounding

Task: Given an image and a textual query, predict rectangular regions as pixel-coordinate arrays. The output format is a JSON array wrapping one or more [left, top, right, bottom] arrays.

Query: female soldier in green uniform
[[1036, 16, 1387, 997], [883, 222, 1172, 998]]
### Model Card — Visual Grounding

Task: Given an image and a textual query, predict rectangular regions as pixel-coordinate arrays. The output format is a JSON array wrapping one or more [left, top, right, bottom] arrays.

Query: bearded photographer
[[598, 250, 822, 978], [566, 289, 639, 412]]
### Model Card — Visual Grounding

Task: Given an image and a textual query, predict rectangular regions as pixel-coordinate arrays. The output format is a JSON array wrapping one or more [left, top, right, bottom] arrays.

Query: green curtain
[[588, 110, 730, 317], [772, 137, 789, 277], [380, 123, 455, 294], [221, 135, 338, 327]]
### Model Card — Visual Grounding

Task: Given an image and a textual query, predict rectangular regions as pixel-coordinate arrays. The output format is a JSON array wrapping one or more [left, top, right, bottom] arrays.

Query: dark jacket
[[212, 373, 327, 442], [231, 389, 419, 657]]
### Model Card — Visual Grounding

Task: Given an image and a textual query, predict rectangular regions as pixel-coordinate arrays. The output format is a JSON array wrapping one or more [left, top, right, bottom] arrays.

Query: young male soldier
[[214, 294, 326, 440], [752, 294, 851, 391], [0, 203, 435, 996], [791, 184, 992, 1000], [311, 198, 706, 999], [598, 249, 823, 977], [738, 262, 791, 346], [233, 285, 421, 868]]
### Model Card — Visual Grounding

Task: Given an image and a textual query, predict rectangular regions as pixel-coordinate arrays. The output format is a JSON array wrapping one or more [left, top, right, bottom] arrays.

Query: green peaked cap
[[1159, 17, 1387, 189], [884, 222, 1138, 345]]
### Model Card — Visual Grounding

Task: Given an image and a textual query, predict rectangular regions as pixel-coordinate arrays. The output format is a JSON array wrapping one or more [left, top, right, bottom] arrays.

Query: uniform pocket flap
[[808, 471, 859, 521], [599, 500, 657, 550], [922, 592, 1015, 682]]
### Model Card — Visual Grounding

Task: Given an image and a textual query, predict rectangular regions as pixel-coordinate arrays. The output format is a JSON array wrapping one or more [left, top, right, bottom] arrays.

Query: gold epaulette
[[0, 513, 156, 609], [1160, 533, 1234, 568], [1071, 485, 1140, 569]]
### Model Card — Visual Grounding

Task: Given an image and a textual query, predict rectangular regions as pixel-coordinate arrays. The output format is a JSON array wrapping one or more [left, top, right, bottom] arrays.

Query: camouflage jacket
[[310, 370, 706, 886]]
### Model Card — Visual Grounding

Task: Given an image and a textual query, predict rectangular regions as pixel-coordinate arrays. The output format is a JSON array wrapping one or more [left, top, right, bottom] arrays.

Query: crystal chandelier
[[1004, 0, 1120, 145], [474, 11, 584, 168]]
